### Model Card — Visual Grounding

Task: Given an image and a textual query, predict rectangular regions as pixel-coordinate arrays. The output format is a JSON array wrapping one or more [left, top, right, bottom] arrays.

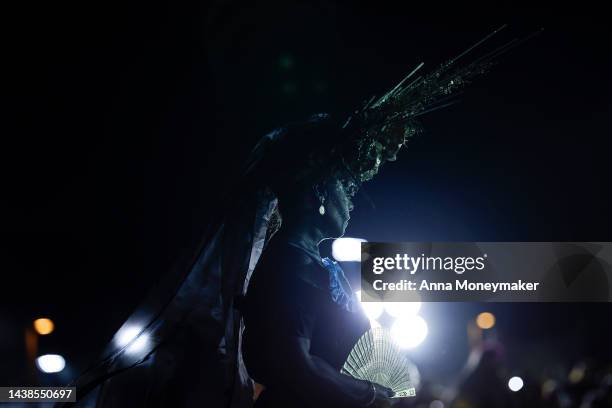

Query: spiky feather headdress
[[333, 24, 541, 195], [253, 25, 541, 201]]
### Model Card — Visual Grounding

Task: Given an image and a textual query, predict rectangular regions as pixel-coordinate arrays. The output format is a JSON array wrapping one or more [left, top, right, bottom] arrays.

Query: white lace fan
[[341, 327, 419, 398]]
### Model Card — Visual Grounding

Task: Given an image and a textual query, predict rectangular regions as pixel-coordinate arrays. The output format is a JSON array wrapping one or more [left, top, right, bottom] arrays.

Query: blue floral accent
[[322, 257, 356, 312]]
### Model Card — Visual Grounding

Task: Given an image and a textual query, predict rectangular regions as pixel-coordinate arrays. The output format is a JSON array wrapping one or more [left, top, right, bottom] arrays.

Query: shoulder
[[248, 241, 329, 297], [275, 243, 329, 291]]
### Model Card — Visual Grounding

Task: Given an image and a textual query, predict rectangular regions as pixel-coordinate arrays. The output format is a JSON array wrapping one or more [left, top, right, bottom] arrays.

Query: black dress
[[242, 239, 372, 407]]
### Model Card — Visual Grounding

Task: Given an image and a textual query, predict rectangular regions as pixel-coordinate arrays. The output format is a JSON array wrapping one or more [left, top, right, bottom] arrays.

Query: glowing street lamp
[[33, 318, 55, 335], [476, 312, 496, 330], [36, 354, 65, 373]]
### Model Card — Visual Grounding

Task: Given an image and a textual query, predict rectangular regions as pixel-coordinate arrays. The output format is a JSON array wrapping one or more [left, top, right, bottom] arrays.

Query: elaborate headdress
[[322, 24, 539, 196]]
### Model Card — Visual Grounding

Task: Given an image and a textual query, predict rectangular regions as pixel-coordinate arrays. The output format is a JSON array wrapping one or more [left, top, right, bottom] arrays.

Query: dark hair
[[262, 113, 342, 198]]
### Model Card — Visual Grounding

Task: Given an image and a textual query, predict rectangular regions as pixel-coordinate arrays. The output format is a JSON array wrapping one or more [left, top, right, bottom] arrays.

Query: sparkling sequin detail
[[322, 257, 356, 312]]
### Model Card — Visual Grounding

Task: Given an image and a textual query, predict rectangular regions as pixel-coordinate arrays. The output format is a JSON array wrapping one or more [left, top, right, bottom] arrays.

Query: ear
[[312, 183, 326, 202]]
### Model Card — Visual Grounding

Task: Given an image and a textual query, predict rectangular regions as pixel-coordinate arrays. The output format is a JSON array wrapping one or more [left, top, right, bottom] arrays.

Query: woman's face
[[323, 179, 354, 238]]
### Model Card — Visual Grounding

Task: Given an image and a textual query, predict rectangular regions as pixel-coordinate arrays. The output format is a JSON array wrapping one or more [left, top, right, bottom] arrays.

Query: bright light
[[361, 302, 384, 320], [33, 318, 55, 335], [332, 238, 366, 262], [384, 301, 422, 318], [508, 376, 524, 392], [125, 333, 150, 355], [115, 325, 151, 355], [356, 291, 383, 320], [36, 354, 65, 373], [391, 315, 428, 349], [115, 325, 142, 348], [476, 312, 496, 330]]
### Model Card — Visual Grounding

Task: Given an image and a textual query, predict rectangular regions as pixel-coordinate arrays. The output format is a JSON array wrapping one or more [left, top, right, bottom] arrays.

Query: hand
[[367, 382, 394, 407]]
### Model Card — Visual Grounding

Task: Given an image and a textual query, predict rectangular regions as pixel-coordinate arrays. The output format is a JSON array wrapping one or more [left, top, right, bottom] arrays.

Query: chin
[[328, 225, 347, 240], [326, 214, 350, 239]]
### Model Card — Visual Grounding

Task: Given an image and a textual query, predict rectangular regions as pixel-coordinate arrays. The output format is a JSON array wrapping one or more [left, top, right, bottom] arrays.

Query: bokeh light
[[429, 400, 445, 408], [332, 237, 366, 262], [125, 333, 150, 355], [508, 376, 524, 392], [356, 291, 384, 320], [541, 379, 557, 398], [476, 312, 496, 329], [391, 315, 428, 349], [36, 354, 65, 373], [115, 325, 142, 348], [33, 318, 55, 335], [568, 363, 586, 384], [384, 301, 422, 318], [115, 324, 152, 355], [278, 54, 294, 70]]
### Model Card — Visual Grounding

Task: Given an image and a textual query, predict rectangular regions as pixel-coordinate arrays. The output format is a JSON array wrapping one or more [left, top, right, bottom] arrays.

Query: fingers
[[375, 384, 395, 399], [383, 385, 394, 397]]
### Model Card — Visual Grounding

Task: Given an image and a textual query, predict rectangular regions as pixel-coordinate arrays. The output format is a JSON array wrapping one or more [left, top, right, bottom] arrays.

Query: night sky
[[2, 2, 611, 386]]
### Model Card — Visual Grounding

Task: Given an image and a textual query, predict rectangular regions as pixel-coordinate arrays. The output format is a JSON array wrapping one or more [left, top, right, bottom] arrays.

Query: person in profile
[[241, 115, 397, 407], [61, 27, 518, 407]]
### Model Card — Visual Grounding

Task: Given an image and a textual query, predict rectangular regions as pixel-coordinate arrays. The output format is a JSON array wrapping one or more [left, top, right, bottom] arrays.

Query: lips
[[348, 198, 355, 212]]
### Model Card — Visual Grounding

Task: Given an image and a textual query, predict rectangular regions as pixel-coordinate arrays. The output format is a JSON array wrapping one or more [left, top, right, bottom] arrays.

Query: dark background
[[2, 1, 611, 387]]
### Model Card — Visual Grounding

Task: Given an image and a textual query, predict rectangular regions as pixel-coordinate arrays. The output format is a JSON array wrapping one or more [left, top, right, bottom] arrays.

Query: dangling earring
[[314, 184, 326, 215]]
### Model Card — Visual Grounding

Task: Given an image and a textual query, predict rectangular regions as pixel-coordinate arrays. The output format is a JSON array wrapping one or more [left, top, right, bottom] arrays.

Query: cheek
[[335, 198, 350, 219], [327, 184, 351, 220]]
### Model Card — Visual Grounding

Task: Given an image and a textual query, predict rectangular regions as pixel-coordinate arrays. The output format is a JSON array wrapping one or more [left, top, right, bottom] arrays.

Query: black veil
[[62, 114, 339, 408]]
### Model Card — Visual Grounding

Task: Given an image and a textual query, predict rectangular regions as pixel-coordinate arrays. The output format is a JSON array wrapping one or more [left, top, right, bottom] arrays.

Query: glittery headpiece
[[335, 24, 541, 195]]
